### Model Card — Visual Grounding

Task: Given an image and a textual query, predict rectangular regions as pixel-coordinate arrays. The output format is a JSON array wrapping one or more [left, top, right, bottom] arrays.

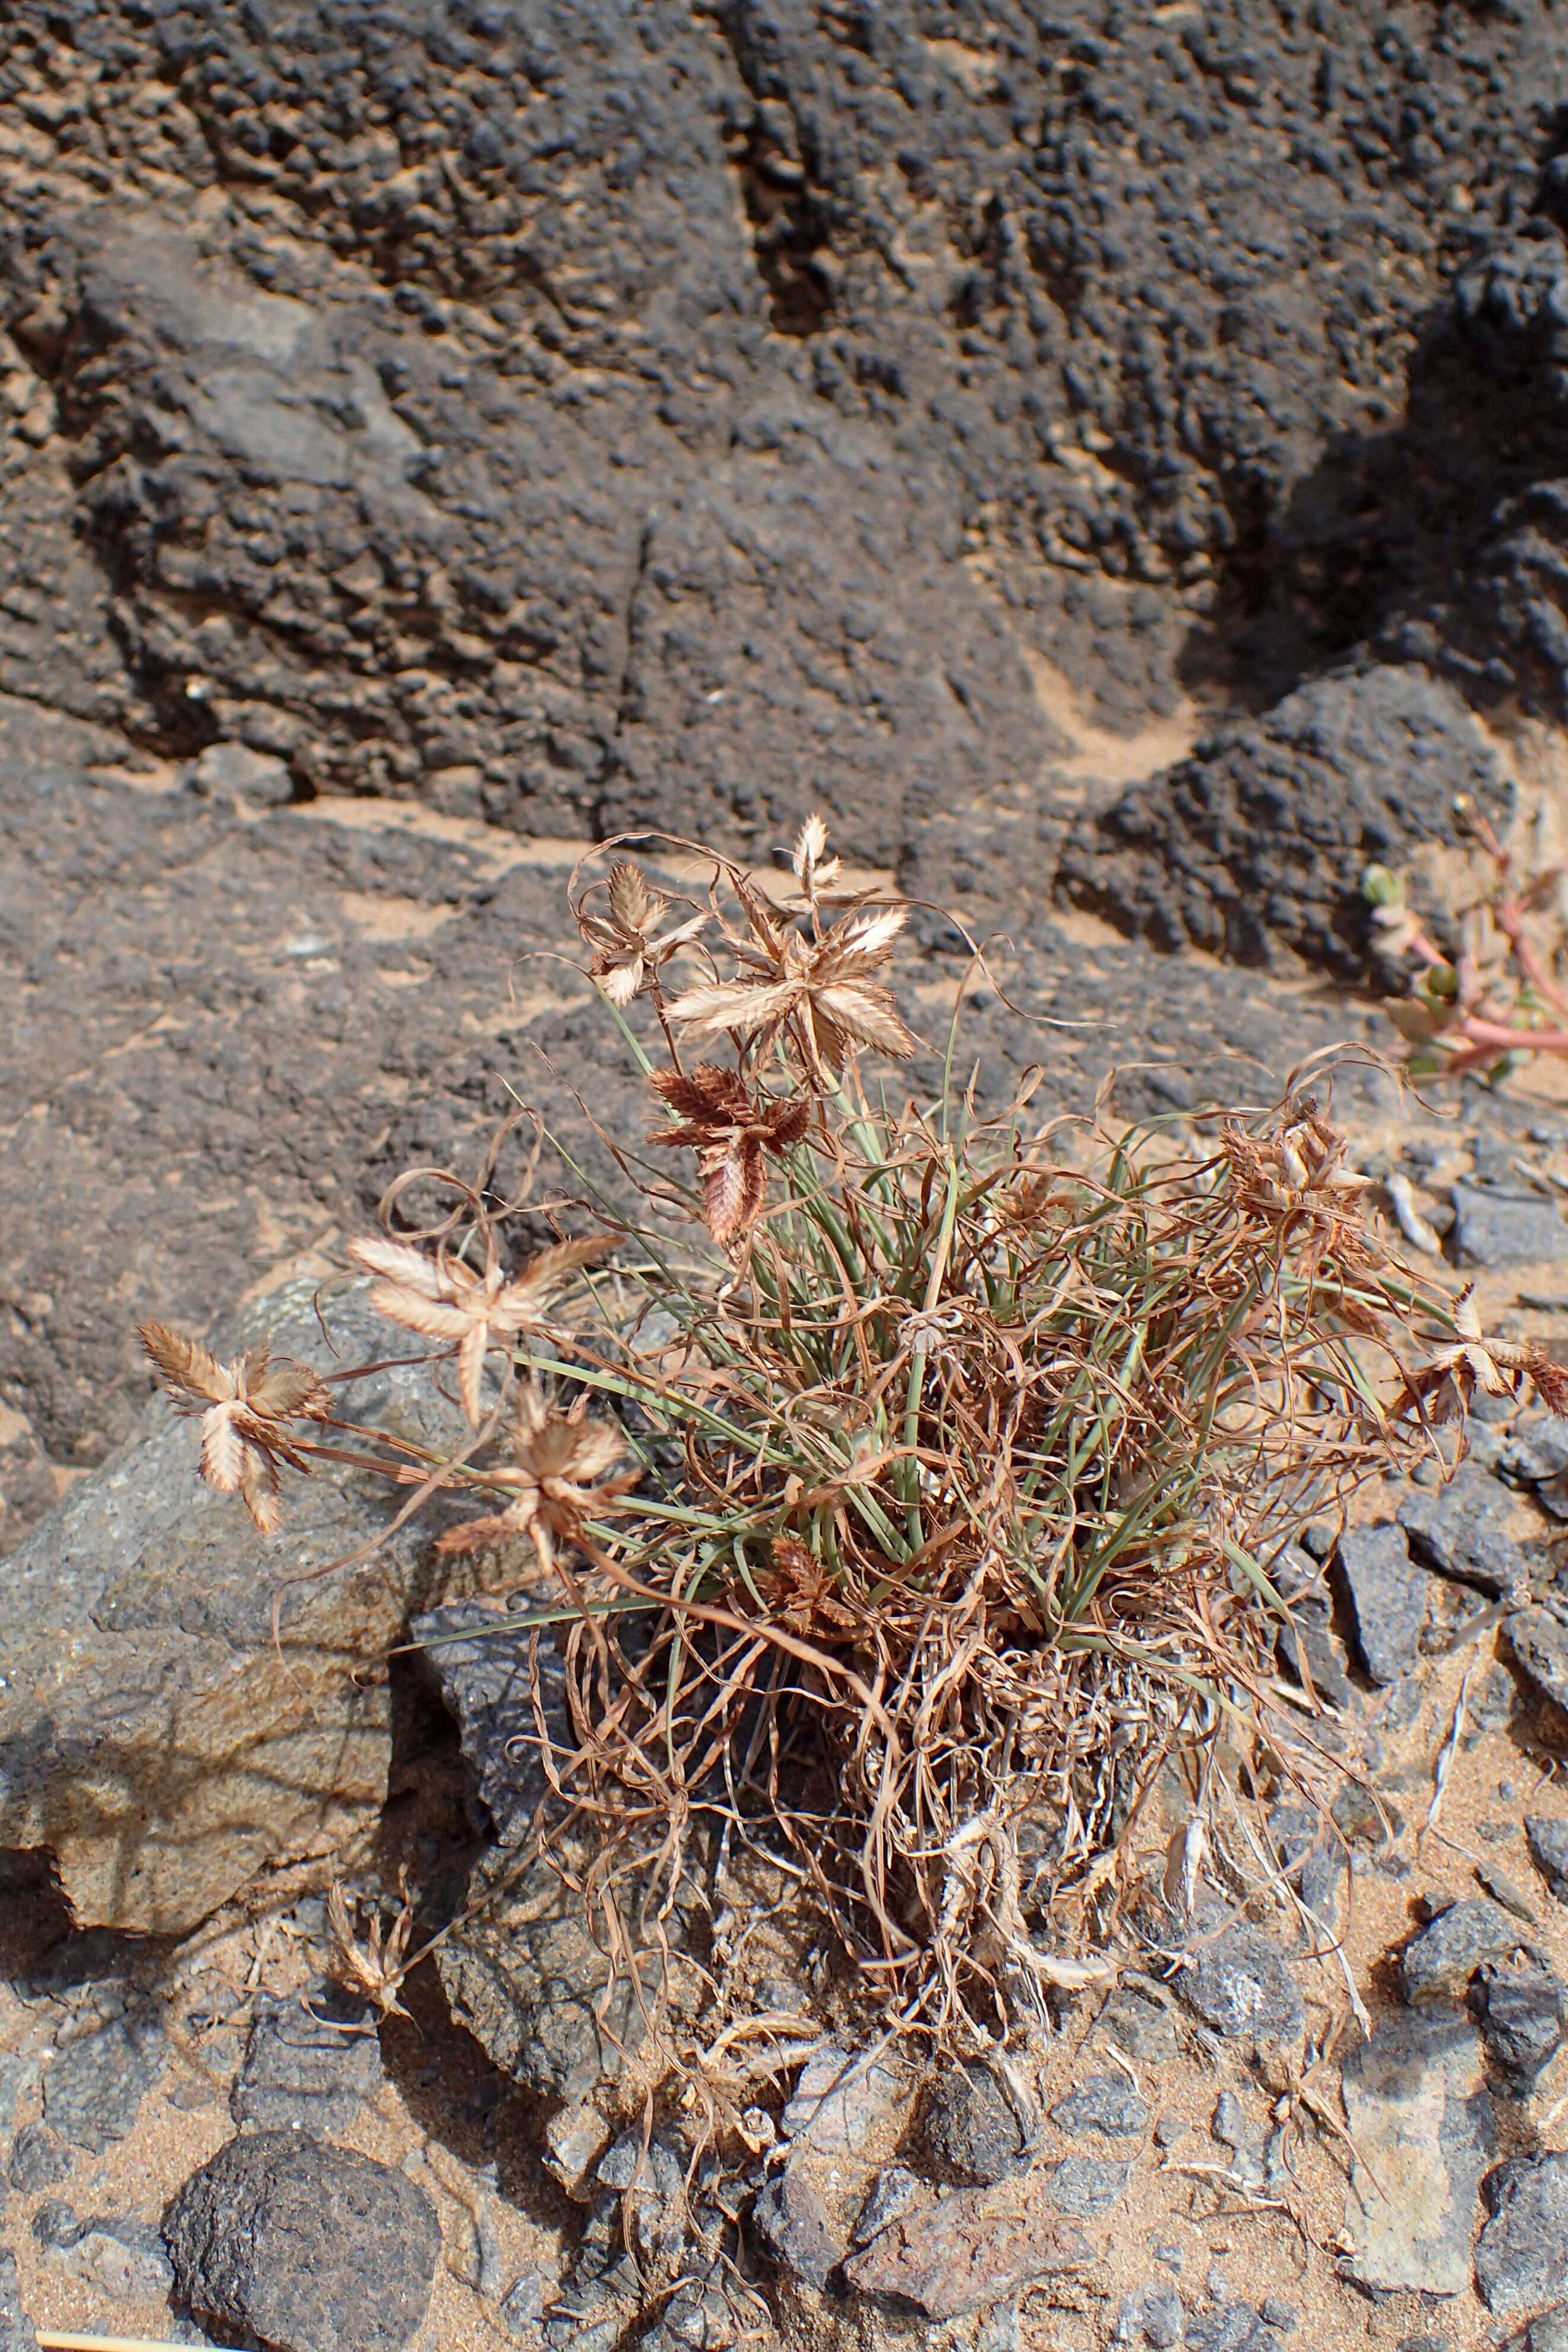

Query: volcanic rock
[[1341, 2009, 1494, 2296], [0, 1279, 467, 1931], [164, 2130, 441, 2352]]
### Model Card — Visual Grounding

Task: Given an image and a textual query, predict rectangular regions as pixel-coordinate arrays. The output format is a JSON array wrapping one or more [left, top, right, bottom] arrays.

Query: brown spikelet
[[575, 861, 707, 1005], [649, 1064, 812, 1247], [140, 1321, 328, 1532], [346, 1233, 611, 1425], [431, 1383, 634, 1578], [326, 1873, 416, 2023]]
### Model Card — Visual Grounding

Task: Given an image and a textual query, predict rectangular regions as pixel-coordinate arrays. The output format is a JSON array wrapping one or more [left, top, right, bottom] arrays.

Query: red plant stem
[[1433, 1014, 1568, 1075], [1460, 1016, 1568, 1053], [1497, 899, 1568, 1022]]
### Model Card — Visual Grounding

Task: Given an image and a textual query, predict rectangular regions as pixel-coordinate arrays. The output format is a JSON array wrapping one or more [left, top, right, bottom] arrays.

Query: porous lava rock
[[164, 2132, 441, 2352], [1055, 666, 1508, 973]]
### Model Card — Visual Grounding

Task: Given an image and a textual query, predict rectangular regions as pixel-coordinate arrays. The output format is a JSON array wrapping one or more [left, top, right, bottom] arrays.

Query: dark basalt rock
[[1507, 1612, 1568, 1718], [1335, 1523, 1427, 1687], [1055, 667, 1509, 975], [922, 2065, 1028, 2187], [1474, 1968, 1567, 2088], [41, 2006, 166, 2152], [1399, 1899, 1521, 2003], [1450, 1186, 1568, 1273], [230, 1984, 382, 2138], [1476, 2151, 1568, 2319], [1177, 1921, 1303, 2043], [0, 2250, 37, 2352], [1048, 2074, 1149, 2140], [1045, 2157, 1130, 2219], [1398, 1469, 1532, 1598], [0, 1278, 468, 1933], [164, 2131, 441, 2352], [1526, 1816, 1568, 1903]]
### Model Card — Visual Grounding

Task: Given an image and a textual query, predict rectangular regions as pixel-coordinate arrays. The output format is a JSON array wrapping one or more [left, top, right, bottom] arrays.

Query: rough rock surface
[[0, 2250, 37, 2352], [410, 1601, 564, 1847], [1, 0, 1563, 797], [0, 1, 1562, 988], [230, 1985, 382, 2138], [1336, 1522, 1427, 1686], [1056, 666, 1508, 973], [1341, 2009, 1494, 2295], [923, 2066, 1027, 2186], [1048, 2073, 1148, 2139], [435, 1845, 708, 2103], [1045, 2157, 1130, 2220], [841, 2181, 1088, 2321], [1401, 1900, 1523, 2002], [1476, 2152, 1568, 2319], [1450, 1185, 1568, 1273], [41, 2005, 166, 2151], [0, 1276, 467, 1931], [1530, 1816, 1568, 1903], [1509, 1611, 1568, 1719], [1177, 1921, 1303, 2043], [164, 2130, 442, 2352], [1477, 1969, 1567, 2088], [1398, 1468, 1532, 1597]]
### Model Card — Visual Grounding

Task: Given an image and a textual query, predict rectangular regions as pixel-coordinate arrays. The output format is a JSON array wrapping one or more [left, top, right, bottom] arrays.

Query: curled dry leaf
[[666, 896, 917, 1084], [649, 1063, 812, 1247], [326, 1870, 416, 2022], [139, 1321, 330, 1533], [576, 861, 706, 1005], [434, 1381, 634, 1578], [1025, 1952, 1120, 1992], [346, 1232, 611, 1425]]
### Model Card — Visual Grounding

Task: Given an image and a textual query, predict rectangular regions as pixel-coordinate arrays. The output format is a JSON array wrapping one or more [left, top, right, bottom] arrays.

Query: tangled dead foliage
[[143, 819, 1566, 2054]]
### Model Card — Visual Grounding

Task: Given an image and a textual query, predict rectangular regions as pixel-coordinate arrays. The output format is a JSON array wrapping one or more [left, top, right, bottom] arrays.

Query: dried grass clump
[[143, 819, 1561, 2045]]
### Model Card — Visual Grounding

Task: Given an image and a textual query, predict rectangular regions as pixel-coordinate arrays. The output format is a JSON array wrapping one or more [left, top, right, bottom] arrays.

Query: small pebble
[[7, 2120, 72, 2192], [1477, 1863, 1539, 1925]]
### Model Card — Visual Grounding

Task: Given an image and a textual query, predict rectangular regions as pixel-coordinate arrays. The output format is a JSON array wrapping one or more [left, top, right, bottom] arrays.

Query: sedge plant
[[140, 818, 1568, 2049]]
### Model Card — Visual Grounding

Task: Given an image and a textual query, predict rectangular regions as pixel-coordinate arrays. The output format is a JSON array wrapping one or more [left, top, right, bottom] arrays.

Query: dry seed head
[[666, 900, 916, 1081], [326, 1873, 416, 2022], [1396, 1282, 1568, 1421], [346, 1233, 611, 1424], [139, 1321, 329, 1532], [791, 811, 843, 911], [434, 1380, 631, 1576], [649, 1063, 812, 1247], [577, 861, 707, 1006]]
